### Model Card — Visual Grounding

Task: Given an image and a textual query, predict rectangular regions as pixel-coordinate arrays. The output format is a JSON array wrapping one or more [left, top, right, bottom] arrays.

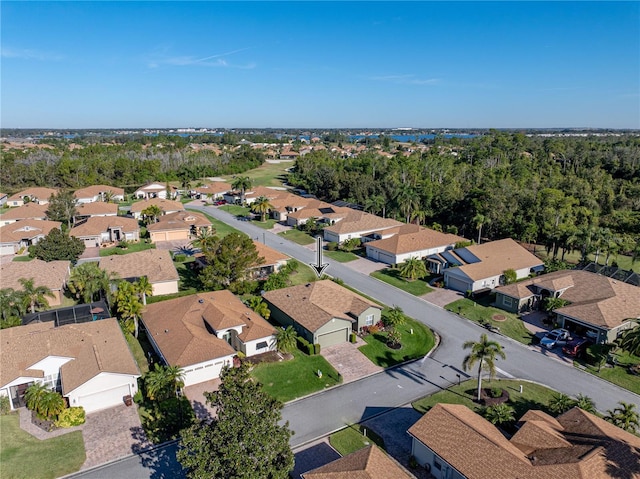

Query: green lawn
[[288, 263, 321, 286], [251, 350, 342, 402], [575, 349, 640, 395], [412, 379, 559, 419], [125, 332, 150, 374], [358, 318, 435, 368], [221, 161, 291, 188], [0, 414, 86, 479], [187, 208, 241, 238], [445, 298, 535, 345], [329, 424, 385, 456], [222, 204, 251, 217], [99, 241, 156, 257], [370, 268, 433, 296], [252, 218, 278, 229], [11, 256, 33, 262], [532, 245, 639, 273], [325, 250, 359, 263], [278, 229, 315, 245]]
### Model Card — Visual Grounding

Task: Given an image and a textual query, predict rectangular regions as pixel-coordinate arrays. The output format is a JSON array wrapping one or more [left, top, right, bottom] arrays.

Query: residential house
[[74, 185, 125, 203], [223, 185, 289, 206], [495, 269, 640, 344], [0, 219, 62, 256], [0, 318, 140, 413], [408, 404, 640, 479], [7, 187, 59, 207], [147, 210, 212, 243], [322, 211, 403, 244], [189, 182, 232, 200], [263, 280, 383, 348], [74, 202, 119, 223], [268, 194, 318, 222], [133, 182, 178, 200], [130, 198, 185, 220], [70, 216, 140, 247], [364, 224, 465, 265], [99, 249, 179, 297], [302, 445, 414, 479], [250, 240, 289, 279], [435, 239, 543, 293], [0, 259, 70, 308], [285, 200, 352, 228], [0, 202, 49, 226], [140, 291, 276, 386]]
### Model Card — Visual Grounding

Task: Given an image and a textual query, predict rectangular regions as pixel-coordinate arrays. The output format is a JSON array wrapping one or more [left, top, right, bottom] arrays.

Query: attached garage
[[316, 328, 349, 348], [445, 273, 471, 293], [78, 384, 131, 413], [182, 357, 233, 387], [0, 244, 16, 255]]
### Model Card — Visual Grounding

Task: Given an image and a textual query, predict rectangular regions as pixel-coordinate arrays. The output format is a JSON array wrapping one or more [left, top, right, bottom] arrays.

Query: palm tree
[[548, 393, 575, 415], [250, 196, 273, 222], [102, 190, 116, 203], [145, 364, 185, 402], [115, 281, 143, 338], [275, 326, 297, 353], [618, 323, 640, 356], [575, 394, 597, 413], [135, 276, 153, 306], [141, 205, 162, 225], [0, 288, 25, 326], [484, 403, 515, 426], [190, 227, 218, 252], [25, 383, 50, 415], [605, 401, 640, 433], [364, 195, 385, 217], [245, 296, 271, 319], [67, 262, 114, 303], [231, 176, 252, 205], [473, 214, 486, 245], [384, 305, 406, 329], [462, 334, 506, 402], [18, 278, 54, 314], [38, 390, 65, 420], [399, 257, 427, 280]]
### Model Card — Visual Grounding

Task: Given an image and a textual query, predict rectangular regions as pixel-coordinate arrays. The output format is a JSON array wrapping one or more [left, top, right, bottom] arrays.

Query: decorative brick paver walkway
[[320, 340, 382, 383]]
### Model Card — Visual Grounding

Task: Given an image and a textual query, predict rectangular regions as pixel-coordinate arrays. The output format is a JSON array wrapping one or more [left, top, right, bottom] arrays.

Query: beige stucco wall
[[151, 280, 179, 296]]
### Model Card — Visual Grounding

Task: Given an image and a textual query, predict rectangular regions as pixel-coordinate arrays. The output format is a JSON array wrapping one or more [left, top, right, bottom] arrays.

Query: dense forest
[[289, 133, 640, 261]]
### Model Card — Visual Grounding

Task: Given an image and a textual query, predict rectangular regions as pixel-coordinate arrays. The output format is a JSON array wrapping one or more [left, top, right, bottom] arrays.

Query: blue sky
[[1, 1, 638, 129]]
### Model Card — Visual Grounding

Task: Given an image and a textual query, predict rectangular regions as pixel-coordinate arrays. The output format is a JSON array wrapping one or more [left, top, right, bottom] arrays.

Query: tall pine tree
[[177, 363, 294, 479]]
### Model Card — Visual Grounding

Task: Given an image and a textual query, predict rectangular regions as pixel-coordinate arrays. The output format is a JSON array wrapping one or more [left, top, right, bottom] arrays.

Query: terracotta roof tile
[[74, 185, 125, 199], [70, 216, 139, 237], [147, 211, 211, 232], [323, 211, 402, 235], [192, 182, 233, 196], [456, 239, 543, 281], [303, 445, 414, 479], [8, 187, 59, 202], [0, 203, 49, 221], [366, 226, 464, 255], [75, 202, 119, 216], [252, 240, 289, 267], [0, 219, 62, 243], [130, 198, 185, 214]]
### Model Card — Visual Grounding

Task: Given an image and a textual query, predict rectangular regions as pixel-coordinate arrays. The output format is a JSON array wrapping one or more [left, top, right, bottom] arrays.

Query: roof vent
[[165, 329, 169, 333], [198, 299, 205, 303], [305, 283, 311, 287]]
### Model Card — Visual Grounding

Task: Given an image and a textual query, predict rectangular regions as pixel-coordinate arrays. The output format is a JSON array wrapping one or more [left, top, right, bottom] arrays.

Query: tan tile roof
[[141, 292, 274, 367], [70, 216, 139, 237], [263, 280, 381, 333], [147, 210, 211, 232], [323, 211, 403, 235], [0, 219, 62, 244], [244, 186, 291, 200], [0, 318, 140, 393], [302, 445, 414, 479], [73, 184, 125, 199], [8, 187, 59, 202], [99, 249, 178, 283], [130, 198, 185, 214], [75, 202, 118, 216], [0, 203, 49, 221], [0, 259, 70, 292], [496, 270, 640, 329], [192, 182, 232, 195], [252, 240, 289, 267], [366, 226, 465, 255], [408, 404, 640, 479], [456, 239, 543, 281], [287, 201, 352, 222], [268, 194, 317, 213]]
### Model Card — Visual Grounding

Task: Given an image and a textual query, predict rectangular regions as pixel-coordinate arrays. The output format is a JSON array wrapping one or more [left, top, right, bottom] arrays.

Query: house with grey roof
[[262, 280, 382, 348]]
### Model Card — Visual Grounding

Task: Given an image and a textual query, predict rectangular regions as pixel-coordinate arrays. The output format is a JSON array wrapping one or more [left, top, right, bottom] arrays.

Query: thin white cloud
[[147, 47, 255, 69], [1, 47, 64, 61], [369, 74, 440, 85]]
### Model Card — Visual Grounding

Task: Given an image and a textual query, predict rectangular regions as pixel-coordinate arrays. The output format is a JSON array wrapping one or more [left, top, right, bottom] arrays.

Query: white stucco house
[[0, 318, 140, 413], [133, 182, 178, 200], [141, 291, 276, 386], [74, 185, 125, 203]]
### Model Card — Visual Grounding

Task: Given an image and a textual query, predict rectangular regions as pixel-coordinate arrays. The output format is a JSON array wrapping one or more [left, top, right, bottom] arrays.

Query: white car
[[540, 329, 570, 349]]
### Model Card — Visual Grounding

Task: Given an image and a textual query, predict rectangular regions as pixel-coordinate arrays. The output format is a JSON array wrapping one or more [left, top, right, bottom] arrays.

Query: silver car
[[540, 328, 570, 349]]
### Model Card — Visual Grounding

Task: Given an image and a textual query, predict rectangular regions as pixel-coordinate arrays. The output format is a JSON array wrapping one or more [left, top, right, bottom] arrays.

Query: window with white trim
[[503, 296, 513, 308], [365, 314, 374, 326]]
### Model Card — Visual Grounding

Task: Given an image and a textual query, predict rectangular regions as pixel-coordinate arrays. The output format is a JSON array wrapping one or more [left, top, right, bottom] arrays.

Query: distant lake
[[349, 134, 478, 143]]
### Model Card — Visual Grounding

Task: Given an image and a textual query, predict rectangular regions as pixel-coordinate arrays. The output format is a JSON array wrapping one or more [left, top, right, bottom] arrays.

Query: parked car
[[214, 199, 227, 205], [562, 337, 592, 357], [540, 328, 570, 349]]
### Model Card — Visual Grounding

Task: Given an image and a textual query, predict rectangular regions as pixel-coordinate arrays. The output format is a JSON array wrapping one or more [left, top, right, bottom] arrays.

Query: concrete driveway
[[183, 379, 220, 422], [420, 288, 463, 308], [320, 340, 382, 383]]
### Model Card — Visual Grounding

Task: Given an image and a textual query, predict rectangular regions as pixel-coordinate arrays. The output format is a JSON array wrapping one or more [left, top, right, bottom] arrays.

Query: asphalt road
[[71, 203, 640, 477]]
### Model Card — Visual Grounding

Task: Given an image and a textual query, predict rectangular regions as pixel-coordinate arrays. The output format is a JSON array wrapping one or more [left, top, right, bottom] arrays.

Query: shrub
[[0, 396, 10, 415], [490, 387, 503, 398], [327, 242, 338, 251], [133, 390, 144, 404], [306, 343, 315, 355], [54, 407, 86, 428], [368, 325, 380, 335], [360, 326, 370, 336], [296, 335, 310, 354], [174, 254, 187, 263], [349, 332, 357, 343], [117, 240, 130, 249], [314, 343, 321, 355]]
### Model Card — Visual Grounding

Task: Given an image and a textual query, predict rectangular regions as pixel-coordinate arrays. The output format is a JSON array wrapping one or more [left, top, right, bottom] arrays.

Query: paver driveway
[[321, 340, 382, 383]]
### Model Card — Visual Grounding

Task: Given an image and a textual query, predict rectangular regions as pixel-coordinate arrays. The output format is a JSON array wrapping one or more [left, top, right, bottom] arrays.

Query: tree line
[[289, 133, 640, 261]]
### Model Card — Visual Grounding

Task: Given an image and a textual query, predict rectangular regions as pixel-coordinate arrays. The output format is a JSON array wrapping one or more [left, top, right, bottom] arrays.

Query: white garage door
[[0, 244, 15, 255], [317, 328, 348, 348], [446, 276, 470, 293], [183, 362, 225, 387], [78, 384, 130, 413]]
